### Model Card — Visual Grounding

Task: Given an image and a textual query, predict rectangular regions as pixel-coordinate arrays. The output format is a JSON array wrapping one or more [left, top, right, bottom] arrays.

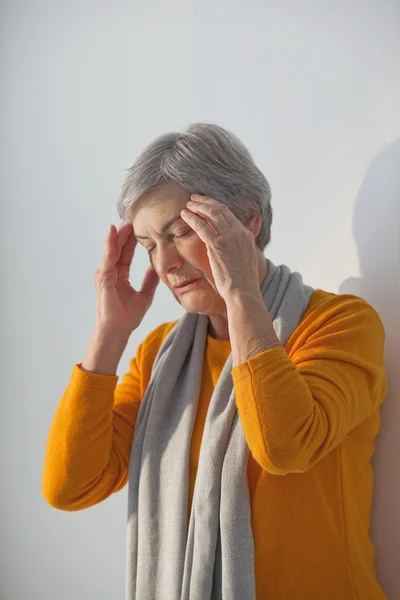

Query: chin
[[178, 296, 209, 311], [180, 294, 224, 316]]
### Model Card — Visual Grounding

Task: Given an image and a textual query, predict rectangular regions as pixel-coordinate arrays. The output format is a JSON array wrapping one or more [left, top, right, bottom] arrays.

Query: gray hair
[[117, 122, 273, 251]]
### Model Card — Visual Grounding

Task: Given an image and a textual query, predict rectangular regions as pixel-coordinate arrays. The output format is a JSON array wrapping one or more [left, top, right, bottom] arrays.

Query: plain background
[[1, 1, 399, 598]]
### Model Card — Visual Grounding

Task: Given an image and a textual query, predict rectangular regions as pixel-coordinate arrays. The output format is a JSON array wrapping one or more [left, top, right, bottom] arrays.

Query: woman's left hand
[[180, 194, 260, 300]]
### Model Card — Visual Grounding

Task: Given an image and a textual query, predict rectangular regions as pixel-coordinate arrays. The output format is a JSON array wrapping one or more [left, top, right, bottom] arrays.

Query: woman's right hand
[[93, 221, 160, 340]]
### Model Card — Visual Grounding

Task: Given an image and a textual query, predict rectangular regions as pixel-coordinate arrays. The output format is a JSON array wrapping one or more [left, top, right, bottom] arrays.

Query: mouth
[[173, 278, 202, 292]]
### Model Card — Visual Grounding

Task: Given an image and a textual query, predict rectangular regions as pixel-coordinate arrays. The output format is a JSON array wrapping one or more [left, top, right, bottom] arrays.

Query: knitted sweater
[[42, 288, 388, 600]]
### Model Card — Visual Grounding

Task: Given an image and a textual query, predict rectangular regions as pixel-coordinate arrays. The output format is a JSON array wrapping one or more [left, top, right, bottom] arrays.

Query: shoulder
[[303, 288, 384, 334], [287, 288, 385, 358], [288, 289, 386, 371]]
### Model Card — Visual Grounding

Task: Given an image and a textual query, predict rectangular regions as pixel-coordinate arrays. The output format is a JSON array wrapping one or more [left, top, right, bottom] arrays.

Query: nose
[[153, 245, 184, 276]]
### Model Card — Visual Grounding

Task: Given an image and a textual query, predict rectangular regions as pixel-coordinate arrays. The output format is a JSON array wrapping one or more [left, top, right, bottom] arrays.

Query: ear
[[246, 211, 262, 239]]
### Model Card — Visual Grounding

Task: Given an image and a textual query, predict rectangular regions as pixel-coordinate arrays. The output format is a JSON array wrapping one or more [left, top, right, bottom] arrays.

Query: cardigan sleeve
[[42, 347, 144, 511], [41, 319, 180, 511], [230, 297, 387, 475]]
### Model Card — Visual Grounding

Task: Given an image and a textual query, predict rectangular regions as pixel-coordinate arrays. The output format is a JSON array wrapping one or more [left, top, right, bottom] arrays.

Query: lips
[[173, 278, 200, 289]]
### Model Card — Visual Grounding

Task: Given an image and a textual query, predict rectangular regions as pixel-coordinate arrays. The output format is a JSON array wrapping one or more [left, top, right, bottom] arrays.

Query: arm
[[226, 291, 282, 368], [41, 339, 143, 511], [227, 292, 387, 474], [42, 321, 176, 511]]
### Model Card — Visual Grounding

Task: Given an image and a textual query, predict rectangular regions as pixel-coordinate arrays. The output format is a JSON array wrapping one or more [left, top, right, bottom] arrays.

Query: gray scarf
[[126, 258, 315, 600]]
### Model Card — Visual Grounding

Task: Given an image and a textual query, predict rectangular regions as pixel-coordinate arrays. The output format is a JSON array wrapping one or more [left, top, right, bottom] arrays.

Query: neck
[[207, 252, 268, 340]]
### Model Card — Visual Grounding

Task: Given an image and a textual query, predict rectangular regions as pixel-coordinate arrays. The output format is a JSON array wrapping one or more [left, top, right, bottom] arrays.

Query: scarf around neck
[[125, 258, 315, 600]]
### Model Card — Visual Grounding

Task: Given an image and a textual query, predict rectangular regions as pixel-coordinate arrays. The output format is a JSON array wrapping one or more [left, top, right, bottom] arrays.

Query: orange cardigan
[[42, 289, 388, 600]]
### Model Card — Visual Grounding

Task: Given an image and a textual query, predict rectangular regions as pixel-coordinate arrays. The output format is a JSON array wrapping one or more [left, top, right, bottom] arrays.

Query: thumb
[[140, 267, 160, 296]]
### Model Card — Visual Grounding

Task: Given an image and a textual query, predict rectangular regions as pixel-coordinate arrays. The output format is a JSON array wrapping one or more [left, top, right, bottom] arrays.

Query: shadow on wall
[[338, 138, 400, 600]]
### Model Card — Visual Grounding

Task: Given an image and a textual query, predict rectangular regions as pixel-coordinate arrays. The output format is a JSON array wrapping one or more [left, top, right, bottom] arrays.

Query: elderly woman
[[42, 123, 388, 600]]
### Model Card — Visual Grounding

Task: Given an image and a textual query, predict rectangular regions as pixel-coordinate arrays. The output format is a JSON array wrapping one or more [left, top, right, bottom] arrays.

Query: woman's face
[[131, 182, 227, 316]]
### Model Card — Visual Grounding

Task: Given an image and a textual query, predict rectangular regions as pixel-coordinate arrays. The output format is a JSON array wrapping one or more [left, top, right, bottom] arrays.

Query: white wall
[[1, 1, 399, 598]]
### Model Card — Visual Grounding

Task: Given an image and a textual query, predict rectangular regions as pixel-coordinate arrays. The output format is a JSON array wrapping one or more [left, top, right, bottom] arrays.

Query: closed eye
[[146, 229, 194, 253], [174, 229, 194, 238]]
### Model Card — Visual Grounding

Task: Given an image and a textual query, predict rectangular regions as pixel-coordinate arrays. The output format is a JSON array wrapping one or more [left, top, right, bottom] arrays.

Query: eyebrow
[[135, 215, 184, 239]]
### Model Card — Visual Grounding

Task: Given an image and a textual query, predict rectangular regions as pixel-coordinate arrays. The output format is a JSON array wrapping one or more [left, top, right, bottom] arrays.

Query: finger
[[117, 223, 136, 265], [95, 225, 118, 288], [180, 209, 216, 244], [185, 199, 232, 233], [99, 222, 129, 275], [117, 224, 138, 284], [101, 224, 117, 273], [115, 221, 133, 263], [189, 194, 235, 217], [139, 266, 160, 297]]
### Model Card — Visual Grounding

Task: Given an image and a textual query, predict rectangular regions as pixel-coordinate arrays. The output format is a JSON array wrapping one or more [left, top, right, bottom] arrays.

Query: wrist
[[224, 287, 264, 309], [91, 327, 131, 348], [82, 330, 130, 375]]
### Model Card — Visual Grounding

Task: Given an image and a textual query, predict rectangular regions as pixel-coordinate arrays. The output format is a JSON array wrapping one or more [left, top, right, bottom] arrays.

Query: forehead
[[131, 182, 189, 237], [132, 183, 188, 217]]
